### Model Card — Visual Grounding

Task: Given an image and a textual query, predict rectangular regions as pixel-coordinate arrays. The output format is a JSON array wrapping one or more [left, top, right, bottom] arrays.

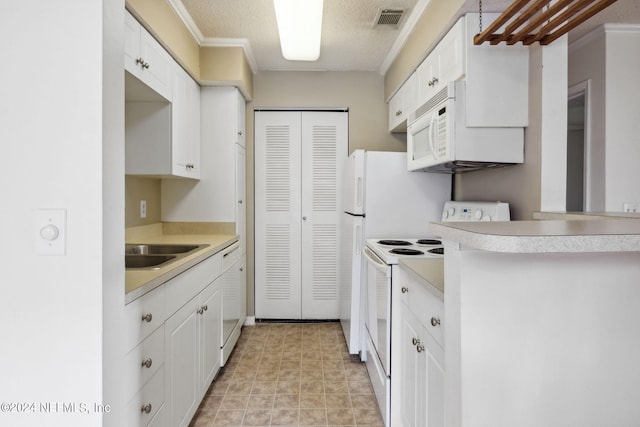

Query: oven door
[[364, 246, 391, 375]]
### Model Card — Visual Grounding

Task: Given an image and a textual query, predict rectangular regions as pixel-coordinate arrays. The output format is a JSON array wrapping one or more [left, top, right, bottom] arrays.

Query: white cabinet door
[[124, 11, 172, 101], [255, 111, 303, 319], [389, 73, 417, 132], [171, 67, 200, 179], [236, 144, 246, 253], [200, 278, 222, 390], [255, 111, 347, 319], [236, 90, 246, 148], [164, 297, 199, 427], [400, 307, 421, 427]]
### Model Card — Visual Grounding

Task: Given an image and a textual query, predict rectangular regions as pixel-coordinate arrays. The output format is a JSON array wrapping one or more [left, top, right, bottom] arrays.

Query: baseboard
[[244, 316, 256, 326]]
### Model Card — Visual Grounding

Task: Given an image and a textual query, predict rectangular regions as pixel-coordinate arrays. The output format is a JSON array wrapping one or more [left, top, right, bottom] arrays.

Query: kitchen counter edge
[[125, 234, 238, 304], [399, 258, 445, 297], [429, 219, 640, 254]]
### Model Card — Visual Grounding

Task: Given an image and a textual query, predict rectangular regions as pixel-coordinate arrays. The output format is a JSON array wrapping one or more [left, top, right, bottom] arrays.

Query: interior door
[[255, 110, 347, 319], [300, 111, 347, 319], [255, 111, 302, 319]]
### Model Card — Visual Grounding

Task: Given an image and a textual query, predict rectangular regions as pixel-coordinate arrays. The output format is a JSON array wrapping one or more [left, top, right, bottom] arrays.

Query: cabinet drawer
[[124, 285, 165, 352], [402, 278, 444, 347], [165, 253, 223, 316], [126, 366, 164, 427], [125, 324, 165, 401]]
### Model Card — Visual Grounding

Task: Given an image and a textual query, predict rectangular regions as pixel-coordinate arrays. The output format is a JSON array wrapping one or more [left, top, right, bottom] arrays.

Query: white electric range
[[362, 201, 510, 427]]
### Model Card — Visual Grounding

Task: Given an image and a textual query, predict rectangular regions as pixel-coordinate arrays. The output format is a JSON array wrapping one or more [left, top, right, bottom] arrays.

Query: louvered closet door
[[300, 112, 347, 319], [255, 112, 302, 319]]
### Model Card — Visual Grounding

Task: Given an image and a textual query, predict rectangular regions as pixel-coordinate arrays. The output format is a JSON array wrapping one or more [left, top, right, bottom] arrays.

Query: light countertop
[[125, 224, 238, 304], [430, 219, 640, 254], [399, 258, 444, 295], [533, 211, 640, 220]]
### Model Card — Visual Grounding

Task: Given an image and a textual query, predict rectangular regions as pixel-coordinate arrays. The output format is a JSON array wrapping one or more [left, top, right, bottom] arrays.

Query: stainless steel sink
[[125, 243, 205, 255], [125, 254, 176, 269], [125, 243, 209, 270]]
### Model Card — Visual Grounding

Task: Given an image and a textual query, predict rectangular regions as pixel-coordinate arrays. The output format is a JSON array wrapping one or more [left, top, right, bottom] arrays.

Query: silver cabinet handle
[[416, 344, 425, 353], [202, 304, 208, 311], [238, 131, 243, 136], [238, 200, 243, 204], [186, 163, 194, 169], [303, 216, 307, 220], [401, 287, 409, 293], [142, 358, 153, 368], [431, 317, 441, 327], [197, 308, 204, 315], [141, 313, 153, 323], [141, 403, 152, 414], [412, 337, 420, 346]]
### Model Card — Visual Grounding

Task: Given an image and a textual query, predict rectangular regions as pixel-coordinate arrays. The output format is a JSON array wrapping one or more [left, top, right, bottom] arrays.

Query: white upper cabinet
[[416, 18, 465, 107], [125, 13, 201, 180], [388, 73, 417, 132], [172, 66, 201, 179], [391, 13, 529, 131], [124, 11, 173, 101]]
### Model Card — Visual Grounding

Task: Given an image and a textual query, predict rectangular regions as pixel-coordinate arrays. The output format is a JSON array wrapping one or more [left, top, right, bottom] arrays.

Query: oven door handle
[[364, 247, 388, 273]]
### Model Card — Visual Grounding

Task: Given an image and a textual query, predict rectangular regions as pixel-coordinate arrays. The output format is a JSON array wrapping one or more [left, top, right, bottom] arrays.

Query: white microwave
[[407, 81, 524, 173]]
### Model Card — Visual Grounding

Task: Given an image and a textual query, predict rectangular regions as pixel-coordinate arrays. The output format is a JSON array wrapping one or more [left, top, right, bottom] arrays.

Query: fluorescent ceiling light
[[273, 0, 323, 61]]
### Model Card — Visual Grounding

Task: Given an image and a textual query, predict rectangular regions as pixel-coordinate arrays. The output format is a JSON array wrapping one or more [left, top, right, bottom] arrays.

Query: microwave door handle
[[429, 112, 438, 159]]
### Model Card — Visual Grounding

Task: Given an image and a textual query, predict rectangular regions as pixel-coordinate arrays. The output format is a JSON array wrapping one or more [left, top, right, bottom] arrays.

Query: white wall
[[0, 1, 124, 426], [455, 40, 568, 220], [569, 25, 640, 212]]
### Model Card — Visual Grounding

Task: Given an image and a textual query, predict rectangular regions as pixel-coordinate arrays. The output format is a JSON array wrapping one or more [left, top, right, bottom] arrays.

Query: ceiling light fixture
[[273, 0, 323, 61]]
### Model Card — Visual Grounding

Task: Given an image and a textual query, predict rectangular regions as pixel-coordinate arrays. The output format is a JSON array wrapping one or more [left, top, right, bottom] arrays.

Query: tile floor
[[189, 322, 384, 427]]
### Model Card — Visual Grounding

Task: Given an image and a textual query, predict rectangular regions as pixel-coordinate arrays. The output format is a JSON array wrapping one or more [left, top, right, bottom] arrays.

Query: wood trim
[[473, 0, 618, 46]]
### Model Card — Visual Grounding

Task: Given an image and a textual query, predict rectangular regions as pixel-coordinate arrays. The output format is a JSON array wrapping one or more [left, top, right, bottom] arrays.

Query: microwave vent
[[411, 85, 450, 123]]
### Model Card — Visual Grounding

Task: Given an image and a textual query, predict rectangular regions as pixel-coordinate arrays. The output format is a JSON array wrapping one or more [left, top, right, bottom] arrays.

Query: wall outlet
[[623, 202, 639, 213], [140, 200, 147, 218]]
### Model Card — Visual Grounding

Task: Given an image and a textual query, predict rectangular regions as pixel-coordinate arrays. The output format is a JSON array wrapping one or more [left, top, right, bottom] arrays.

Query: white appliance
[[365, 201, 510, 427], [340, 150, 451, 357], [407, 81, 524, 173], [221, 242, 245, 365]]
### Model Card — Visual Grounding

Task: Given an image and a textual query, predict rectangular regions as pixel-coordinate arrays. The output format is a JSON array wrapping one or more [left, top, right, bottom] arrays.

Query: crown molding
[[378, 0, 432, 76], [569, 23, 640, 55], [166, 0, 259, 74], [201, 38, 259, 73]]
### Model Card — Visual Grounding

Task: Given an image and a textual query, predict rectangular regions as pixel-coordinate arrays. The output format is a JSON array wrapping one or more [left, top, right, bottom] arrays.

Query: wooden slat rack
[[474, 0, 618, 45]]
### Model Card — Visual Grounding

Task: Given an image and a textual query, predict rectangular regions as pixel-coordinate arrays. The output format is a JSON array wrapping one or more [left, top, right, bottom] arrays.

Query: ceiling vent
[[374, 8, 405, 29]]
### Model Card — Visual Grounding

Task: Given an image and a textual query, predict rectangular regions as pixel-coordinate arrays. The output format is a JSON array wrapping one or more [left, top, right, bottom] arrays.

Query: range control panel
[[441, 201, 510, 222]]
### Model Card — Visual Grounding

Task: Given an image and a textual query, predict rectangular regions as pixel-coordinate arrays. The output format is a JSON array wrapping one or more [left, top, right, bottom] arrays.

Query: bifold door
[[255, 111, 347, 319]]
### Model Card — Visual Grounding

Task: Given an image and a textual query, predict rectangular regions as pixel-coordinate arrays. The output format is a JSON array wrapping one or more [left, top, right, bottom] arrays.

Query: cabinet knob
[[141, 358, 153, 369], [141, 403, 152, 414], [412, 337, 420, 346], [303, 216, 307, 221], [430, 316, 441, 327], [401, 287, 409, 293], [141, 313, 153, 323], [238, 131, 243, 136], [238, 200, 243, 204], [396, 110, 402, 117], [239, 267, 244, 272], [197, 308, 204, 315], [416, 344, 425, 353], [136, 57, 144, 66], [186, 163, 194, 169], [202, 304, 208, 311]]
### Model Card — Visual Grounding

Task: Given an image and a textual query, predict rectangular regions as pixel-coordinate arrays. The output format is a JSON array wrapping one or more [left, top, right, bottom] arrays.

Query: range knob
[[474, 209, 484, 220], [447, 207, 455, 218]]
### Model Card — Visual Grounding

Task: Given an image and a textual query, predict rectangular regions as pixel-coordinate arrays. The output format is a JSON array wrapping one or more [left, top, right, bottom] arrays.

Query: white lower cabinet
[[165, 275, 222, 427], [125, 251, 227, 427], [392, 265, 445, 427]]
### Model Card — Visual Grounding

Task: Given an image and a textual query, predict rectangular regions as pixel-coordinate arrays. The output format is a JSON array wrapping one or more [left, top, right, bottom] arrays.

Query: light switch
[[35, 209, 66, 255]]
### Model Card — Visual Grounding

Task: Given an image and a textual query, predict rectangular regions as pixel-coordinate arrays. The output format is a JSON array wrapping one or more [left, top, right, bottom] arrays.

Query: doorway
[[567, 81, 590, 211]]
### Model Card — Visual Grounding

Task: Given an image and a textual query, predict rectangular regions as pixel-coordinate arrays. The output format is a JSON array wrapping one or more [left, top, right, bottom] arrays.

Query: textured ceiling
[[175, 0, 640, 72], [179, 0, 419, 72]]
